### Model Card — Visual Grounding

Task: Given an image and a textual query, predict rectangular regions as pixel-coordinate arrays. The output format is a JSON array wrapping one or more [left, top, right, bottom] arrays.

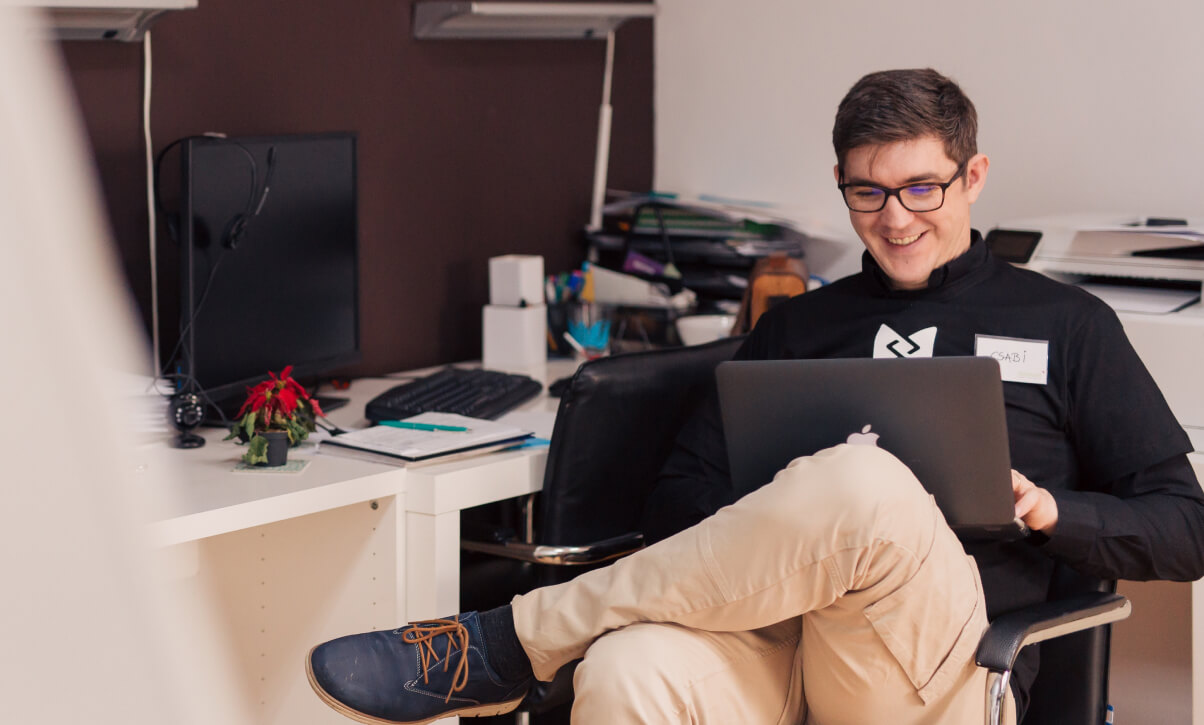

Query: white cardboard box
[[489, 255, 545, 307], [483, 303, 547, 369]]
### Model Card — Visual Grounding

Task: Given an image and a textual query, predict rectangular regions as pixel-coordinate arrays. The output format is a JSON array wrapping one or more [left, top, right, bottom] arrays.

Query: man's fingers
[[1014, 488, 1039, 518], [1011, 469, 1033, 498]]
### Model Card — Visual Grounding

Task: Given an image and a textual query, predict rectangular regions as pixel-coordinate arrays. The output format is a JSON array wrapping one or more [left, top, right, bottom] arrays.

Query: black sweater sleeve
[[1043, 301, 1204, 581], [1044, 453, 1204, 581]]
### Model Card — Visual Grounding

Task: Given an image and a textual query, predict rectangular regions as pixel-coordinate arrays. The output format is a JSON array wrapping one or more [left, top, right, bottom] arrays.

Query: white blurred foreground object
[[676, 314, 736, 346], [0, 8, 250, 725]]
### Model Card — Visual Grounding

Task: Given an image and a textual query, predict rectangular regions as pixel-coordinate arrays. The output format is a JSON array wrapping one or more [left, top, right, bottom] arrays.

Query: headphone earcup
[[222, 214, 248, 250]]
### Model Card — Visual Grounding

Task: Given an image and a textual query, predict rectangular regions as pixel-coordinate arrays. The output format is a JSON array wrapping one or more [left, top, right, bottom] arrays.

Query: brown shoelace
[[401, 616, 471, 703]]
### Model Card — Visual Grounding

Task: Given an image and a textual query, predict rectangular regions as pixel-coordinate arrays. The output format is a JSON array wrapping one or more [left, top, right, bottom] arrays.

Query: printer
[[987, 214, 1204, 453]]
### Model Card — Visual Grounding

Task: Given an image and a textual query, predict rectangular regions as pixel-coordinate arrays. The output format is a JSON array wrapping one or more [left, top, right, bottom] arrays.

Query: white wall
[[655, 0, 1204, 276]]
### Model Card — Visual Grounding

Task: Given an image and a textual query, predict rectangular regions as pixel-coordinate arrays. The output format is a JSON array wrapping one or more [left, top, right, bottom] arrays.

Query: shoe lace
[[401, 616, 471, 703]]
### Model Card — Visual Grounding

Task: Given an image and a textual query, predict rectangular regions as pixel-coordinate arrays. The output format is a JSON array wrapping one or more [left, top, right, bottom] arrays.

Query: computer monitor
[[176, 132, 360, 421]]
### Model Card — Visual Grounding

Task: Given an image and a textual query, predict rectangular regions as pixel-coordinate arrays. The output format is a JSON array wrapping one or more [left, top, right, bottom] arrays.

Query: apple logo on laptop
[[846, 424, 880, 447]]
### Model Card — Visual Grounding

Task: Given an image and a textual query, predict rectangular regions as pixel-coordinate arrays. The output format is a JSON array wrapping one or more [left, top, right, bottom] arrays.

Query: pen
[[562, 330, 587, 356], [382, 421, 470, 432]]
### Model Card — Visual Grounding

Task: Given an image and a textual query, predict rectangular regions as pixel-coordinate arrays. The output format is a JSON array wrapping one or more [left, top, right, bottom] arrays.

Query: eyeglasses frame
[[837, 160, 969, 213]]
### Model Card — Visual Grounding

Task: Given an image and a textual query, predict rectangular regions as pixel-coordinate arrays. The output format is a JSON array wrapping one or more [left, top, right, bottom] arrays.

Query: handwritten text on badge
[[974, 335, 1049, 385]]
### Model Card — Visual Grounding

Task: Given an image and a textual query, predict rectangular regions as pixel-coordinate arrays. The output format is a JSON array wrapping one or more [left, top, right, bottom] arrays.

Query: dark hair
[[832, 68, 977, 179]]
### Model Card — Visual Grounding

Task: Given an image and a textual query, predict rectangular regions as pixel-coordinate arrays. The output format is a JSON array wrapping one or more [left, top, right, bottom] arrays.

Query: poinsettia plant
[[223, 365, 325, 465]]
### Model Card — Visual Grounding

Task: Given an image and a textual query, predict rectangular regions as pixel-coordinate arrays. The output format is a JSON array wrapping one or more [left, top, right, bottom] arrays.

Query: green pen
[[382, 420, 470, 433]]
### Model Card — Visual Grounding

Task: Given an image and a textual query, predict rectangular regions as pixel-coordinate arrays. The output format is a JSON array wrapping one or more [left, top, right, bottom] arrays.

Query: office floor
[[1111, 579, 1193, 724]]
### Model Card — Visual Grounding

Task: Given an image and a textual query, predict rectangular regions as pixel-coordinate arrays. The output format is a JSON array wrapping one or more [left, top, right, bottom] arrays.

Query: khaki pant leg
[[513, 444, 1006, 723], [571, 619, 805, 725]]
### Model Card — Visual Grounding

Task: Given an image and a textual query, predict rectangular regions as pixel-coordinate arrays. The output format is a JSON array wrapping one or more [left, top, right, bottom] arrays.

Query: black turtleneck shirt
[[642, 232, 1204, 719]]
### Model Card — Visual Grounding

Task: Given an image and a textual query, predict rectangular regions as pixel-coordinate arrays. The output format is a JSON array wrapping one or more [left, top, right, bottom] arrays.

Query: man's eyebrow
[[843, 171, 946, 186]]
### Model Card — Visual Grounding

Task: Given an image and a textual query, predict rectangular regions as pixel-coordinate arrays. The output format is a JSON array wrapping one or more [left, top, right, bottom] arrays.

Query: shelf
[[32, 0, 197, 42], [413, 1, 656, 40]]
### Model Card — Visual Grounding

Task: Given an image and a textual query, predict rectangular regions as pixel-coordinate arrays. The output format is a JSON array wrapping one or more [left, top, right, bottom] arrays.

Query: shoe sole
[[305, 646, 525, 724]]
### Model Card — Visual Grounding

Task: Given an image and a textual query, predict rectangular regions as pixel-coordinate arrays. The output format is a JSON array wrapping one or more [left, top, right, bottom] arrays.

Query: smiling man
[[307, 69, 1204, 725]]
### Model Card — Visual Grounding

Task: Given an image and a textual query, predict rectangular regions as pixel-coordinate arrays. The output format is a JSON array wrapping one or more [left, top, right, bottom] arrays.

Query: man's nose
[[878, 193, 915, 226]]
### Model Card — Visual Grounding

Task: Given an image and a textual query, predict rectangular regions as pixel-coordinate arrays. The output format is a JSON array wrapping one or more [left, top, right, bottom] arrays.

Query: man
[[307, 69, 1204, 724]]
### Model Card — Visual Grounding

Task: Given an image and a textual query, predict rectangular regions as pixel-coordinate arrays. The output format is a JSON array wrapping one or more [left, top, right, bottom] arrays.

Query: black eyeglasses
[[838, 162, 967, 213]]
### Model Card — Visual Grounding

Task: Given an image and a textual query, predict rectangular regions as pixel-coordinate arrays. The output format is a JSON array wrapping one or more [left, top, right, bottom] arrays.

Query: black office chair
[[977, 565, 1129, 725], [461, 337, 1131, 725]]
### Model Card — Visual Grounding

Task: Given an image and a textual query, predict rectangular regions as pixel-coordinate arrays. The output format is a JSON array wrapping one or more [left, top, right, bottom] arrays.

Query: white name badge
[[974, 335, 1049, 385]]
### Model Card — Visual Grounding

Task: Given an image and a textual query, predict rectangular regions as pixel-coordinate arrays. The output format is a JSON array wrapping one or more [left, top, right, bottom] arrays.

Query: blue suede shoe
[[307, 612, 532, 724]]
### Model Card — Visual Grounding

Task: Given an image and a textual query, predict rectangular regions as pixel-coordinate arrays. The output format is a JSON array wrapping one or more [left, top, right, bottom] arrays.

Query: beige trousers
[[511, 444, 1016, 725]]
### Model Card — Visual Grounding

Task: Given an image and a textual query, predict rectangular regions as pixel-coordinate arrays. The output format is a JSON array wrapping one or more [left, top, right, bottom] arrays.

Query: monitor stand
[[313, 395, 350, 413]]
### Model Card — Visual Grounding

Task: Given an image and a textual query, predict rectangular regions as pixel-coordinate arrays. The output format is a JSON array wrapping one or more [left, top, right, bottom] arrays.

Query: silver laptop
[[716, 357, 1026, 539]]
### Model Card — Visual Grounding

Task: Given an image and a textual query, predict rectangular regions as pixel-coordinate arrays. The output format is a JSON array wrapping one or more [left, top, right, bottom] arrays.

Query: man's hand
[[1012, 469, 1058, 534]]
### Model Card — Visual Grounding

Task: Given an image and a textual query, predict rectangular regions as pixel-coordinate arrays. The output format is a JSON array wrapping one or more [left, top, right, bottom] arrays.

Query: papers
[[1076, 282, 1201, 315], [1070, 229, 1204, 258], [602, 191, 805, 229], [110, 370, 173, 435], [317, 412, 532, 465], [497, 409, 557, 440]]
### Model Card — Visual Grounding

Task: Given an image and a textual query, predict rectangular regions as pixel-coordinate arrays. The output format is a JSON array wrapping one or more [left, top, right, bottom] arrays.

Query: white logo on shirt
[[873, 324, 937, 358]]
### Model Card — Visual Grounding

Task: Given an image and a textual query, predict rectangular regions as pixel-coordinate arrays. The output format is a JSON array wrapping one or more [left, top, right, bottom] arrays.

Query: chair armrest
[[461, 532, 645, 566], [975, 592, 1130, 725], [975, 592, 1130, 673]]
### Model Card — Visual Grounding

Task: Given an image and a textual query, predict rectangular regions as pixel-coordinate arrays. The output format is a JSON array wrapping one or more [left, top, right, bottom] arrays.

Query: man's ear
[[833, 163, 841, 184], [964, 153, 989, 204]]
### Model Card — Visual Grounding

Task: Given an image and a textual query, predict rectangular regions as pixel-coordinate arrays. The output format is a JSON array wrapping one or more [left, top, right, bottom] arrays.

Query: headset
[[153, 133, 276, 250]]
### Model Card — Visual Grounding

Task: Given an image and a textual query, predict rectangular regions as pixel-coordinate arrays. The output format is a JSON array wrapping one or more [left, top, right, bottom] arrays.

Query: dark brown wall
[[59, 0, 653, 377]]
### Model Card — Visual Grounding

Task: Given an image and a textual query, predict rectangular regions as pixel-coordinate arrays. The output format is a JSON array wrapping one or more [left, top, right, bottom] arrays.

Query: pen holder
[[548, 302, 611, 359]]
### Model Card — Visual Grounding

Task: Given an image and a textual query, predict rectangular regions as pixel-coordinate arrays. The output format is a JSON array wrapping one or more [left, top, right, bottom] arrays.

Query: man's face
[[835, 136, 988, 290]]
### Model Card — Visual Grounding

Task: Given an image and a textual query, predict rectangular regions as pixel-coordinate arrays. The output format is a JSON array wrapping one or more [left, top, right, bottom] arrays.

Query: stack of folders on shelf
[[587, 193, 811, 303], [317, 412, 533, 466]]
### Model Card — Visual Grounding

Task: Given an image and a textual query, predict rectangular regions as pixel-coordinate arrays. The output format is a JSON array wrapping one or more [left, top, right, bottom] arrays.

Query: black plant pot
[[261, 431, 290, 467]]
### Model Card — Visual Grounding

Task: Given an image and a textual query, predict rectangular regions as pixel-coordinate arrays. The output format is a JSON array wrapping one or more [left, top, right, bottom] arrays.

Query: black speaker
[[168, 392, 206, 449]]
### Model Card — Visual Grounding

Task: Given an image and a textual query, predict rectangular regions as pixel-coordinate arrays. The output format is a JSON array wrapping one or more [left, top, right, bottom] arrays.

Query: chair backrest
[[1023, 564, 1117, 725], [537, 336, 744, 549]]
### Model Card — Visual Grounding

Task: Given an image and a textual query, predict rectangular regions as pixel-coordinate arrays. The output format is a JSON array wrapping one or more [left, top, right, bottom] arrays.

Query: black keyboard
[[365, 367, 544, 422]]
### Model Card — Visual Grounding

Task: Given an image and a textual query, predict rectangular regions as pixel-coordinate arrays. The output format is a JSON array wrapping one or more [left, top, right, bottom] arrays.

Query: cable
[[143, 30, 159, 378], [154, 246, 228, 388]]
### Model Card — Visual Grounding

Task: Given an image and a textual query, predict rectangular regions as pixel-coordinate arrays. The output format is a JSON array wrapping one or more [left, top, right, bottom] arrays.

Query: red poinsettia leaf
[[308, 397, 325, 418], [280, 365, 294, 381], [282, 373, 308, 395], [276, 387, 299, 414]]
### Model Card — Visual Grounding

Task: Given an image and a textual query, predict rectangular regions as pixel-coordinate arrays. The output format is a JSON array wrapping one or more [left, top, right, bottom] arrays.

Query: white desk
[[137, 361, 577, 725]]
